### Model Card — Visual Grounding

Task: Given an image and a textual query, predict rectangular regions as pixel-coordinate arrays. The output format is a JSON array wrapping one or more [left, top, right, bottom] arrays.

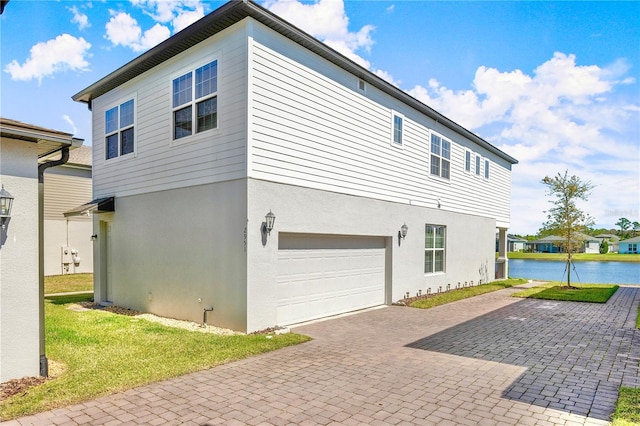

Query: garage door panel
[[277, 235, 386, 326]]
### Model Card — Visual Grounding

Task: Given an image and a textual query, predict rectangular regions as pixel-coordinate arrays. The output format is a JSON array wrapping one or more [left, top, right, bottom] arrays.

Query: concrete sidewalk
[[3, 283, 639, 425]]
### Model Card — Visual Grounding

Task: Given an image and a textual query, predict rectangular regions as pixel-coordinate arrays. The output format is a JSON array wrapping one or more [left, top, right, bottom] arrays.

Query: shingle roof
[[68, 145, 92, 166], [620, 236, 640, 243]]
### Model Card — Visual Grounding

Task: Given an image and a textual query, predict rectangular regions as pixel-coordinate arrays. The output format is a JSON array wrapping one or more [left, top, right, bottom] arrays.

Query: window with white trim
[[391, 112, 403, 145], [484, 159, 490, 179], [172, 60, 218, 140], [425, 225, 446, 273], [105, 98, 135, 160], [475, 154, 481, 176], [465, 150, 471, 173], [430, 134, 450, 179]]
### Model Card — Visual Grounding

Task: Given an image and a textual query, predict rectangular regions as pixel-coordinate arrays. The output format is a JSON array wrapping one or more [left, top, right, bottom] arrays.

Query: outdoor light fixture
[[400, 223, 408, 239], [265, 210, 276, 235], [0, 184, 14, 230]]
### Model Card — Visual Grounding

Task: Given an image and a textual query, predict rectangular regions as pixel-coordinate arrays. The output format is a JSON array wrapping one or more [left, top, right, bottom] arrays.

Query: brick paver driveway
[[4, 283, 640, 426]]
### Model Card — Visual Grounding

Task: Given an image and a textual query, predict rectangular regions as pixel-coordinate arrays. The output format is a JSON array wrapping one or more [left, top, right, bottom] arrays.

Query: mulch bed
[[1, 376, 46, 401]]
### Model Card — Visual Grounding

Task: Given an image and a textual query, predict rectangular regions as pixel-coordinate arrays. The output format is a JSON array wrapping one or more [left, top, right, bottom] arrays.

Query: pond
[[508, 259, 640, 285]]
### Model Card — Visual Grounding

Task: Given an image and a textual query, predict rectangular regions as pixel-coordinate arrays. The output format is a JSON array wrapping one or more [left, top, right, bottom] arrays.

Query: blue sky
[[1, 0, 638, 234]]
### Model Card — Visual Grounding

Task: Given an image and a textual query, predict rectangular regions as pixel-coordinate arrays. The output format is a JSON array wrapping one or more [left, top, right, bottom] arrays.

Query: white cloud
[[63, 115, 78, 135], [105, 1, 205, 52], [105, 11, 170, 52], [131, 0, 205, 33], [69, 6, 90, 30], [263, 0, 374, 67], [4, 34, 91, 83]]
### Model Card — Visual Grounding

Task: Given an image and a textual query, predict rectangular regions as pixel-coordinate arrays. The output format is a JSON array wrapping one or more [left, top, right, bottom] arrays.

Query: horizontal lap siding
[[43, 170, 92, 221], [91, 23, 250, 198], [248, 24, 512, 225]]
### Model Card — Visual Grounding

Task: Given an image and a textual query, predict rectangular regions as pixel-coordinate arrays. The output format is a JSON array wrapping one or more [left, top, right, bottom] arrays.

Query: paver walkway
[[3, 283, 640, 425]]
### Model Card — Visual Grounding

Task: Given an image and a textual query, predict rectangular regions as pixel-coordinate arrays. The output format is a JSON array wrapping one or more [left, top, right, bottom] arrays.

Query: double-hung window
[[425, 225, 446, 273], [475, 154, 481, 176], [391, 111, 403, 146], [105, 99, 135, 160], [484, 159, 490, 179], [172, 60, 218, 140], [430, 134, 451, 179], [465, 150, 471, 173]]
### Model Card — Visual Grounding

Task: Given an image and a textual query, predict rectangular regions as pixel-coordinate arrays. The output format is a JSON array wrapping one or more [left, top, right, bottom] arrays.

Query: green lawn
[[505, 252, 640, 262], [410, 278, 528, 309], [0, 294, 310, 420], [44, 274, 93, 294], [511, 282, 619, 303], [613, 388, 640, 425]]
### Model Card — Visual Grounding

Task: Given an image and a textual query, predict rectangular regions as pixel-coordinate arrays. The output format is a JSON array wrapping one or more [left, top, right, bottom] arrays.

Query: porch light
[[400, 223, 408, 239], [265, 210, 276, 235], [0, 185, 14, 230]]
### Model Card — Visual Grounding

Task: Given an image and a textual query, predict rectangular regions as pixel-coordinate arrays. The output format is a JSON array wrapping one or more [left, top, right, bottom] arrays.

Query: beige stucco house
[[43, 146, 93, 276], [0, 118, 82, 381], [72, 0, 517, 334]]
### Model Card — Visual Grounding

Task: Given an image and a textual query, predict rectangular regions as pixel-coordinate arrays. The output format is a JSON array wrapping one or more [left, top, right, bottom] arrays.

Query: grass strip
[[409, 278, 528, 309], [613, 387, 640, 426], [511, 282, 618, 303], [505, 252, 640, 263], [44, 273, 93, 294], [0, 294, 310, 420]]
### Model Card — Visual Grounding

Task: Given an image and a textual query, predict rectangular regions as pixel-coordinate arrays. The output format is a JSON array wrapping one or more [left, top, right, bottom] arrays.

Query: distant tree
[[541, 171, 594, 288], [599, 239, 609, 254], [633, 221, 640, 237], [616, 217, 632, 237]]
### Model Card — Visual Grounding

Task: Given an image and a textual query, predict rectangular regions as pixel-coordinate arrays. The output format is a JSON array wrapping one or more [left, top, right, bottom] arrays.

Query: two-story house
[[71, 0, 517, 333]]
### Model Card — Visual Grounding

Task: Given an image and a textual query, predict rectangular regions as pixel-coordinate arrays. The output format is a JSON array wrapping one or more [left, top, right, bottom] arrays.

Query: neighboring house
[[71, 0, 518, 333], [508, 234, 527, 252], [527, 233, 600, 254], [495, 234, 526, 252], [0, 117, 82, 382], [43, 146, 93, 275], [595, 234, 620, 253], [619, 236, 640, 254]]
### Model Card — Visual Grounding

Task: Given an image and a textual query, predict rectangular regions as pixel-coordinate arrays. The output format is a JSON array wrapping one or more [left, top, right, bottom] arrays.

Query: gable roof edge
[[72, 0, 517, 165]]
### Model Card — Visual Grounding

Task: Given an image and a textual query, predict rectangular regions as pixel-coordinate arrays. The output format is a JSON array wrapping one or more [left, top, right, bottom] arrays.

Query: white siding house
[[0, 118, 82, 381], [72, 0, 517, 333]]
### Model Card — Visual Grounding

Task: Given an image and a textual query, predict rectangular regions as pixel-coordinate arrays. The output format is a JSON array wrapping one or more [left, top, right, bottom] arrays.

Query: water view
[[508, 259, 640, 285]]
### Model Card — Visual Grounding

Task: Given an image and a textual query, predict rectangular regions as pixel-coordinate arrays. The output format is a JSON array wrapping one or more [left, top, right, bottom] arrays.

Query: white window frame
[[484, 158, 490, 179], [104, 95, 137, 162], [358, 79, 366, 92], [171, 59, 219, 143], [430, 133, 451, 180], [390, 111, 404, 147], [424, 224, 446, 274], [464, 149, 472, 173], [475, 154, 481, 176]]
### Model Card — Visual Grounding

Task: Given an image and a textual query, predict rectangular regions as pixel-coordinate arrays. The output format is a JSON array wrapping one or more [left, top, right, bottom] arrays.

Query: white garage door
[[277, 234, 386, 326]]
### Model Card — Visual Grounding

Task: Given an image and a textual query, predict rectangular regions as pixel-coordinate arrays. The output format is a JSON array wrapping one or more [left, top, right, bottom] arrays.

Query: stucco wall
[[93, 179, 248, 331], [43, 219, 94, 275], [0, 139, 40, 382], [246, 178, 496, 332]]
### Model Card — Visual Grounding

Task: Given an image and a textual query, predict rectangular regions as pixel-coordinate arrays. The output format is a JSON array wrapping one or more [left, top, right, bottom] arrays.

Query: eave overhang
[[72, 0, 517, 165]]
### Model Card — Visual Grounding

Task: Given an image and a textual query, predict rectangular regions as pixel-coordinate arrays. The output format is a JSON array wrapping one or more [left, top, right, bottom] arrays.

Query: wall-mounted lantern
[[265, 210, 276, 235], [0, 185, 14, 230], [399, 223, 408, 239]]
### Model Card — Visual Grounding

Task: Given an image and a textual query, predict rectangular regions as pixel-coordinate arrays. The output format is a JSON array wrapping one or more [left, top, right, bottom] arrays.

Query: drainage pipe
[[203, 307, 214, 326], [37, 147, 69, 377]]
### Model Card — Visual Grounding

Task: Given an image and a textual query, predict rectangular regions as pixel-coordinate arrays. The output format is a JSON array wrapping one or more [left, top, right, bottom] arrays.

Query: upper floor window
[[105, 98, 135, 160], [475, 154, 481, 176], [425, 224, 446, 273], [391, 112, 403, 146], [465, 150, 471, 173], [484, 159, 490, 179], [430, 134, 450, 179], [172, 60, 218, 140]]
